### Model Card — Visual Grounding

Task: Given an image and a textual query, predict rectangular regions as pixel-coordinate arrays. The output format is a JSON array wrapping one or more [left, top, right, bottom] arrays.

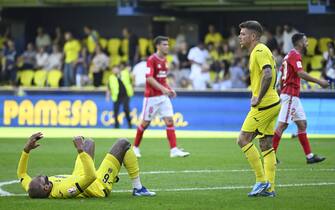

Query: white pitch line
[[118, 168, 335, 175], [0, 180, 19, 196], [2, 182, 335, 196], [112, 182, 335, 193], [1, 168, 334, 196]]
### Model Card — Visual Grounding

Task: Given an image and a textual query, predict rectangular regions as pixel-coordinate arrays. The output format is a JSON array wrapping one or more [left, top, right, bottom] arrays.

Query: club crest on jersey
[[67, 187, 77, 195], [296, 61, 302, 68]]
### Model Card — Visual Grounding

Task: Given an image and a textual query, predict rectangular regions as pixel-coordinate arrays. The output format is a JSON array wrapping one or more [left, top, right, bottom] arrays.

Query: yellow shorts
[[72, 154, 121, 198], [241, 100, 281, 137]]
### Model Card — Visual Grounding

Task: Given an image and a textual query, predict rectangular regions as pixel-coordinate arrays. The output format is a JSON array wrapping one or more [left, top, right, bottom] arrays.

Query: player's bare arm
[[297, 71, 329, 88], [24, 132, 44, 153], [251, 66, 272, 107], [147, 76, 175, 97]]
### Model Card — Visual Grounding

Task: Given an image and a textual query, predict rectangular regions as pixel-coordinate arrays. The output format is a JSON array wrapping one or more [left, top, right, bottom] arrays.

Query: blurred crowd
[[0, 23, 334, 90]]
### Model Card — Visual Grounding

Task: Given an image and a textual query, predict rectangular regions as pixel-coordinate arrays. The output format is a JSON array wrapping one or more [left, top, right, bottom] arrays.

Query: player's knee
[[259, 138, 272, 151], [115, 138, 131, 151], [298, 121, 307, 131], [141, 121, 150, 129], [277, 124, 287, 134], [237, 132, 250, 147]]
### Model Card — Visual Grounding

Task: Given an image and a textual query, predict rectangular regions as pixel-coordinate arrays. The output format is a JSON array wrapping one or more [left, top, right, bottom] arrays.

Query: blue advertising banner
[[0, 91, 334, 134]]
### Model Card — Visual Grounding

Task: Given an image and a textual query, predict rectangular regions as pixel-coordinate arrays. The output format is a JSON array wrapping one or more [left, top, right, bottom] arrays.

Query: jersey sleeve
[[145, 58, 155, 78], [255, 49, 272, 71], [51, 152, 96, 198], [17, 151, 32, 192], [289, 53, 303, 73]]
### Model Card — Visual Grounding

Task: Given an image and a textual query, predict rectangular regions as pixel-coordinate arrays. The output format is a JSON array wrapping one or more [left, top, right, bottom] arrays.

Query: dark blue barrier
[[0, 90, 334, 134]]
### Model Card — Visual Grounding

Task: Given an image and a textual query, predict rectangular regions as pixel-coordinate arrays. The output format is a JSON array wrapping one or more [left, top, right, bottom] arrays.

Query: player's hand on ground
[[251, 96, 260, 107], [319, 79, 329, 88], [24, 132, 44, 153], [73, 136, 84, 153]]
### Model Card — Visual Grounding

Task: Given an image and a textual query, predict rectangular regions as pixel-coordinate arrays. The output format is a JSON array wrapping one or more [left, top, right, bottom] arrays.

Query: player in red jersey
[[273, 33, 329, 164], [132, 36, 190, 158]]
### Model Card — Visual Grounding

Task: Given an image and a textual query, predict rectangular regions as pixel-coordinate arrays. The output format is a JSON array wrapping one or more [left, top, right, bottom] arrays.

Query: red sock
[[134, 125, 145, 147], [297, 130, 312, 155], [166, 125, 177, 149], [272, 130, 282, 152]]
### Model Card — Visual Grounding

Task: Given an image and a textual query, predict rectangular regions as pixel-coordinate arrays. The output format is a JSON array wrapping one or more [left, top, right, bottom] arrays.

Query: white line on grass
[[0, 180, 19, 196], [1, 181, 335, 196], [118, 168, 335, 175], [1, 168, 334, 196]]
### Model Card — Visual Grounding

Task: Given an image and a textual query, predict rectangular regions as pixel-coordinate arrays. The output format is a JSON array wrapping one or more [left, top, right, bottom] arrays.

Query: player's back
[[280, 49, 303, 97], [144, 53, 169, 97], [249, 43, 279, 107]]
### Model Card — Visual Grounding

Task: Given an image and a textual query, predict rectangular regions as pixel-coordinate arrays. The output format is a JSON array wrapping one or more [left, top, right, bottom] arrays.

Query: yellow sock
[[242, 142, 266, 183], [123, 147, 140, 179], [262, 148, 276, 191]]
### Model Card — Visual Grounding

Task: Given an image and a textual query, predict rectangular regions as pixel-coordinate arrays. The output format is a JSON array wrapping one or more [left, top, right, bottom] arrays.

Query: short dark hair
[[239, 20, 263, 38], [153, 36, 169, 46], [292, 33, 305, 46]]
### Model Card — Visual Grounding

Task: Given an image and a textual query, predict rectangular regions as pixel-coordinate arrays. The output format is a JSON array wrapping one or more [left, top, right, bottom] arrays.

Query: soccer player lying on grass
[[17, 132, 155, 198]]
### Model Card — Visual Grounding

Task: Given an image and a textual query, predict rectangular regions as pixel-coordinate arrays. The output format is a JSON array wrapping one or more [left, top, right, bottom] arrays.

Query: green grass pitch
[[0, 128, 334, 210]]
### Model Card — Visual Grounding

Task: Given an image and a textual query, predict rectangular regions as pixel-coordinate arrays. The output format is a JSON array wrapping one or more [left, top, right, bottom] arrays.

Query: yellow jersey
[[17, 151, 97, 198], [64, 39, 81, 64], [204, 32, 223, 45], [249, 43, 279, 107]]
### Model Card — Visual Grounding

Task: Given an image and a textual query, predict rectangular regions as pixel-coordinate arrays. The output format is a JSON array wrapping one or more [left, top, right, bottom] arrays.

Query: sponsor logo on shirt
[[157, 70, 167, 78], [67, 187, 77, 195]]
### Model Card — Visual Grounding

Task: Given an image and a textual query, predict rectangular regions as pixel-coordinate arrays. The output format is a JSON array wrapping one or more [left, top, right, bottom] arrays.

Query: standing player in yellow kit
[[237, 20, 280, 197], [17, 132, 155, 198]]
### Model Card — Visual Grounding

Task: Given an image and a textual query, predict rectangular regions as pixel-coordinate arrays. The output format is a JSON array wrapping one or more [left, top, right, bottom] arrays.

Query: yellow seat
[[139, 38, 149, 59], [33, 70, 48, 87], [20, 70, 35, 87], [310, 55, 324, 71], [109, 55, 122, 67], [302, 56, 311, 72], [121, 38, 129, 59], [148, 39, 154, 54], [308, 70, 322, 89], [121, 55, 129, 63], [306, 37, 317, 56], [318, 37, 332, 53], [99, 38, 107, 50], [47, 69, 62, 87], [107, 38, 121, 56], [102, 71, 112, 86], [169, 38, 176, 50]]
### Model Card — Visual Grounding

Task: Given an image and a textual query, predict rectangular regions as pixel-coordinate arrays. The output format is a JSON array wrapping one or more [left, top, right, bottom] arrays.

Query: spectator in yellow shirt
[[204, 24, 223, 46], [63, 32, 81, 86]]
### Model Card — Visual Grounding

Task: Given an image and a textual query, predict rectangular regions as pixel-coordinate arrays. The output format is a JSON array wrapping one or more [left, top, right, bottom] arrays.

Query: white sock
[[306, 153, 314, 159], [132, 176, 142, 189]]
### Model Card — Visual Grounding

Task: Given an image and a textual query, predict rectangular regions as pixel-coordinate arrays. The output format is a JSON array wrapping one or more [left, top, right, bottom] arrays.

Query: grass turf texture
[[0, 129, 334, 210]]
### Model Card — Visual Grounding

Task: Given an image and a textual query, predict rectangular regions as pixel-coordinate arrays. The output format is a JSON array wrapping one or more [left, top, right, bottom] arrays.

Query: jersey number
[[102, 174, 110, 183], [282, 61, 288, 82]]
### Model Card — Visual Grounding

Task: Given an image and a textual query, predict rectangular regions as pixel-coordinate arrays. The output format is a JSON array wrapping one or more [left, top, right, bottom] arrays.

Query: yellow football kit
[[17, 151, 120, 198], [241, 43, 280, 136]]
